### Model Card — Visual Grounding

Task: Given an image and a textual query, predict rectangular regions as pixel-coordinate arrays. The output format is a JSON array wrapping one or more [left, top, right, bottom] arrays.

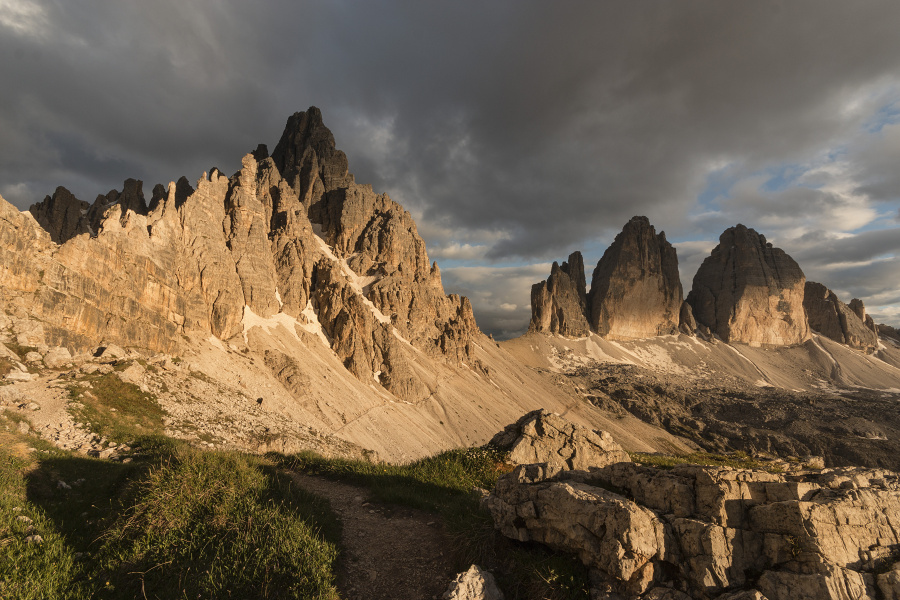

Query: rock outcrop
[[529, 217, 690, 340], [0, 107, 479, 398], [487, 457, 900, 600], [589, 216, 685, 339], [687, 225, 809, 347], [804, 282, 878, 353], [442, 565, 504, 600], [490, 409, 630, 471], [529, 252, 591, 337]]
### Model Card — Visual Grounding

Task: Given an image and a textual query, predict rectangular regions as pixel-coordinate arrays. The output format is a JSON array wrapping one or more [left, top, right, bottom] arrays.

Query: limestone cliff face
[[0, 107, 479, 399], [589, 216, 684, 339], [805, 282, 878, 353], [529, 252, 590, 337], [687, 224, 809, 346], [529, 217, 688, 340]]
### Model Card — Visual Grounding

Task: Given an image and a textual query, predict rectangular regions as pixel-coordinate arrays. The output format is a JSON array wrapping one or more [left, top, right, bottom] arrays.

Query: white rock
[[24, 351, 42, 364], [43, 346, 72, 369], [442, 565, 504, 600], [5, 371, 35, 382], [118, 363, 145, 385]]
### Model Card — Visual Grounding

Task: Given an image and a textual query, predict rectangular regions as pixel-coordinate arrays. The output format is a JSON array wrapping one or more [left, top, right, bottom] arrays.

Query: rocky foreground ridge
[[487, 411, 900, 600]]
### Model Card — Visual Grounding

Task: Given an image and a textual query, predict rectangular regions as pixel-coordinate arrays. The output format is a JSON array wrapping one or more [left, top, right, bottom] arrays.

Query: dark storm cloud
[[2, 0, 900, 333]]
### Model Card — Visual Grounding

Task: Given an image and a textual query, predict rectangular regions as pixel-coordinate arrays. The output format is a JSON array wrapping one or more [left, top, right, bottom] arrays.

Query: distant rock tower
[[529, 216, 693, 340], [687, 224, 809, 346], [588, 216, 685, 339], [804, 282, 878, 353], [529, 252, 591, 337]]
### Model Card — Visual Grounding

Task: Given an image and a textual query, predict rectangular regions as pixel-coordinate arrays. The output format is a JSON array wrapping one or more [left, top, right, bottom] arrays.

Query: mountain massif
[[0, 108, 688, 462], [4, 108, 900, 600]]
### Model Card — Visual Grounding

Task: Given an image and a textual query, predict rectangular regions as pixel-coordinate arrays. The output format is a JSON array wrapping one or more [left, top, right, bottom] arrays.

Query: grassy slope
[[0, 413, 341, 599]]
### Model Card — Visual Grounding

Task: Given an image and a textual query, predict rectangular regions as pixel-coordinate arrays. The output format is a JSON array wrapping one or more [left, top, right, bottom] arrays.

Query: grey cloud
[[440, 264, 550, 340], [3, 1, 900, 334]]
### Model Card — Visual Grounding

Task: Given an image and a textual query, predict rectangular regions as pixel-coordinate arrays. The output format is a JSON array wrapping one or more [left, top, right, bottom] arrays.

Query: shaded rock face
[[804, 282, 878, 353], [529, 252, 590, 337], [589, 216, 684, 339], [28, 187, 91, 244], [687, 224, 810, 347], [487, 457, 900, 600], [29, 179, 150, 245], [490, 409, 631, 471], [530, 217, 690, 340], [0, 107, 479, 398]]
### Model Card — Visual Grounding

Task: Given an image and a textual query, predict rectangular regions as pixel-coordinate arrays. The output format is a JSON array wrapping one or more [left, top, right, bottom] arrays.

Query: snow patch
[[241, 304, 331, 349], [310, 226, 391, 325]]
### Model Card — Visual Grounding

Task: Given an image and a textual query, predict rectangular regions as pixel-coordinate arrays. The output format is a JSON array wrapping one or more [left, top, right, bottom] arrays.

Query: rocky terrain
[[4, 106, 900, 600], [487, 410, 900, 600], [804, 281, 879, 353]]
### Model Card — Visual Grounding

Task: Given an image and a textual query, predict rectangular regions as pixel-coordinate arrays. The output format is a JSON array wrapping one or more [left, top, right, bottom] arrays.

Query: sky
[[1, 1, 899, 339]]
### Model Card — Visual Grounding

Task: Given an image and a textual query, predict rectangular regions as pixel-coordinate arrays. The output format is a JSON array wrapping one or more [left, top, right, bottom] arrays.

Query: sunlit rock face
[[687, 224, 810, 347], [588, 216, 684, 340], [0, 107, 479, 397]]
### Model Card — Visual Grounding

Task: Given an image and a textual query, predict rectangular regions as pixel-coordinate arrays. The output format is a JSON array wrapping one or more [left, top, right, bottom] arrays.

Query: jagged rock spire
[[529, 216, 690, 340], [588, 216, 684, 339], [529, 251, 590, 337], [804, 282, 878, 353]]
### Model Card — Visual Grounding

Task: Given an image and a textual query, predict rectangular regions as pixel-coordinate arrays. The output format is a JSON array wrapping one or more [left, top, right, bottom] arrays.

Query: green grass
[[0, 435, 341, 600], [629, 450, 783, 472], [279, 447, 591, 600], [67, 373, 166, 442]]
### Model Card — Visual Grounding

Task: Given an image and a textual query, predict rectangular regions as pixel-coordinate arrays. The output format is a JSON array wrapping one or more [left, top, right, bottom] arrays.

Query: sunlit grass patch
[[67, 373, 166, 442]]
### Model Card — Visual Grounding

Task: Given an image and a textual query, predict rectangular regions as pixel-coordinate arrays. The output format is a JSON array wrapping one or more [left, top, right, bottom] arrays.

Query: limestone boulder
[[487, 428, 900, 600], [42, 346, 72, 368], [490, 409, 631, 470], [588, 216, 685, 339], [687, 224, 809, 346], [804, 282, 878, 353], [442, 565, 504, 600]]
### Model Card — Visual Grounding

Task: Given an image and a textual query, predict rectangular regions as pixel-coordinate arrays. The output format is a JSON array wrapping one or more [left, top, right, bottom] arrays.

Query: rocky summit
[[589, 216, 686, 339], [530, 216, 691, 341], [2, 108, 477, 397], [687, 224, 809, 347]]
